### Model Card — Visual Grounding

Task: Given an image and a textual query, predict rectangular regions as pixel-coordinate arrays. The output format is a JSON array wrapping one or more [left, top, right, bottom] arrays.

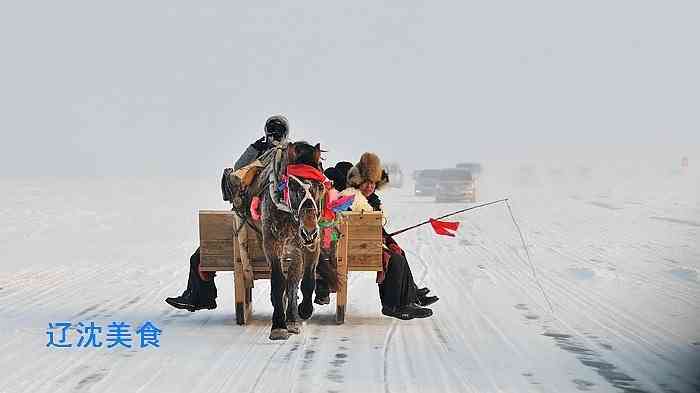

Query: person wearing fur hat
[[339, 153, 439, 320]]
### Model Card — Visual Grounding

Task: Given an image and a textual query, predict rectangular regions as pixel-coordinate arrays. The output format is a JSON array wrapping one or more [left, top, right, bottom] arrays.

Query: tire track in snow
[[382, 320, 398, 393], [9, 281, 192, 393], [472, 223, 692, 392], [429, 211, 655, 391], [416, 234, 540, 392], [410, 241, 486, 392], [473, 207, 695, 362], [380, 235, 496, 392], [380, 233, 433, 393]]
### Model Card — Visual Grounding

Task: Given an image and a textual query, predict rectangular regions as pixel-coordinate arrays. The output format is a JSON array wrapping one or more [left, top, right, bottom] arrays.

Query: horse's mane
[[290, 141, 320, 168], [249, 141, 321, 197]]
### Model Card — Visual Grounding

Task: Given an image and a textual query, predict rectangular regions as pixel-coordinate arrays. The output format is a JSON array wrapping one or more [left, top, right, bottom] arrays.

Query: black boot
[[165, 290, 197, 312], [168, 247, 218, 312], [314, 294, 330, 305], [416, 287, 430, 297], [165, 290, 217, 312], [416, 295, 439, 307], [314, 278, 330, 305], [382, 304, 433, 320], [195, 298, 217, 311]]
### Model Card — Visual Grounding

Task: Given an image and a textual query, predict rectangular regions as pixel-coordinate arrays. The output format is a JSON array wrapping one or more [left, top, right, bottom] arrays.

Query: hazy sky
[[1, 1, 698, 176]]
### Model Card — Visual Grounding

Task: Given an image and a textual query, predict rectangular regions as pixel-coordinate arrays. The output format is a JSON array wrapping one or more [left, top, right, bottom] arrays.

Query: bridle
[[286, 174, 322, 248], [287, 174, 321, 222], [264, 143, 325, 248]]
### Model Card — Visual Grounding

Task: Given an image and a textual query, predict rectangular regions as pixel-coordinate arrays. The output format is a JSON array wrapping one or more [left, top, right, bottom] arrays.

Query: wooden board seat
[[198, 210, 384, 325]]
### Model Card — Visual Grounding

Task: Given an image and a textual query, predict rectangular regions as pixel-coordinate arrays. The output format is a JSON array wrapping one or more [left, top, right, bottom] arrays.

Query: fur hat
[[347, 152, 390, 190]]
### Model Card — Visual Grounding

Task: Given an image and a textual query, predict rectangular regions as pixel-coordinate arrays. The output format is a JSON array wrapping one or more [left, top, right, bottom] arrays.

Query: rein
[[276, 163, 328, 223], [259, 143, 326, 249], [287, 174, 321, 222]]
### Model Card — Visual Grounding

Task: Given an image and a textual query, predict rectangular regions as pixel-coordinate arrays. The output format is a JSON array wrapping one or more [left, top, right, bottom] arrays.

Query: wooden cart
[[198, 210, 383, 325]]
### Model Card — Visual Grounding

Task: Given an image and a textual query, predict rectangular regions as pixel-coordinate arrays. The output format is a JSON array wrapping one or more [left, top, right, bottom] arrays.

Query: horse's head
[[286, 142, 326, 246]]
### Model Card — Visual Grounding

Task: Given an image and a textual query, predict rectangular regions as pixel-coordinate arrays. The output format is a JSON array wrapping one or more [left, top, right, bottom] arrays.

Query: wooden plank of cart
[[198, 210, 383, 325]]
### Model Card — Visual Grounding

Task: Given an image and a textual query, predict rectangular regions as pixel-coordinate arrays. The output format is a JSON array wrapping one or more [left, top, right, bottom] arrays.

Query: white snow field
[[1, 163, 698, 393]]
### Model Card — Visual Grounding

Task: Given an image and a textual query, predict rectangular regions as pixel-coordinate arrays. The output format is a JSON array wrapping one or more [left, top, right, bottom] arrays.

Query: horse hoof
[[287, 322, 301, 334], [269, 328, 290, 340], [298, 302, 314, 320]]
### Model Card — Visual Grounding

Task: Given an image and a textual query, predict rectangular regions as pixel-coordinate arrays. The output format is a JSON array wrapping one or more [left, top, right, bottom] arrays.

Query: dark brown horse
[[257, 141, 326, 340]]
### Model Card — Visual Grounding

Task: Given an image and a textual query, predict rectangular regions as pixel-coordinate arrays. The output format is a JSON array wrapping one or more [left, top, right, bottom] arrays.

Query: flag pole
[[387, 198, 509, 237]]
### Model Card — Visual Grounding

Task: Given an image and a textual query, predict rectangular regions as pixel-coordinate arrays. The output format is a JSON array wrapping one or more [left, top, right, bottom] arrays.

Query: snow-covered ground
[[1, 162, 698, 393]]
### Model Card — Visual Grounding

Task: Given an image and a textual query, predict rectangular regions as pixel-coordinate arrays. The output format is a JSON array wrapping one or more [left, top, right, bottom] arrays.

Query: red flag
[[429, 218, 460, 237]]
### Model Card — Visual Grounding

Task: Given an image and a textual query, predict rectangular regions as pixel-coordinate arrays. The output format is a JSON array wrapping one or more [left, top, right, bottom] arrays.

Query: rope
[[386, 196, 555, 315], [388, 198, 508, 237], [504, 199, 555, 314]]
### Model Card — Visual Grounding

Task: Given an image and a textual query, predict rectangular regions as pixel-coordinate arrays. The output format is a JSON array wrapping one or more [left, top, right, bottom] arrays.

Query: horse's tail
[[317, 249, 340, 291]]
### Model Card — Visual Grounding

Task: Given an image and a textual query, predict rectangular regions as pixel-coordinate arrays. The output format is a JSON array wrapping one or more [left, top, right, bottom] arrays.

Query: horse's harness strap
[[245, 219, 263, 240], [287, 174, 320, 221], [268, 145, 292, 213], [232, 209, 263, 243], [233, 210, 247, 237]]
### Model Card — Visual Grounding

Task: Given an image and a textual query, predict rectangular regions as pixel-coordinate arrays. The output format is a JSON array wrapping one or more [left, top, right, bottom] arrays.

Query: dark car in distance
[[455, 162, 482, 177], [414, 169, 442, 196]]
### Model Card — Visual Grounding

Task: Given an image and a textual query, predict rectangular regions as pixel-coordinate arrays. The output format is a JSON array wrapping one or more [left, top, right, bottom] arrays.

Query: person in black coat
[[165, 115, 289, 312]]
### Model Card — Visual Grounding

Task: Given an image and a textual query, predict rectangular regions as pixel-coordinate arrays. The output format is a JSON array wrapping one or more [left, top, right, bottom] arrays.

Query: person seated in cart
[[313, 161, 354, 305], [165, 115, 290, 312], [337, 152, 439, 320]]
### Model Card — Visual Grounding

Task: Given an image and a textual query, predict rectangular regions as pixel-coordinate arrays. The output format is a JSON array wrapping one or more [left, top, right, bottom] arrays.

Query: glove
[[251, 136, 268, 152], [366, 192, 382, 211], [221, 168, 234, 202]]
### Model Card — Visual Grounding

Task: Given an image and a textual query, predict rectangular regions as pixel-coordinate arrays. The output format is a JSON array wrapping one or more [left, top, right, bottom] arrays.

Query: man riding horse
[[165, 115, 290, 312], [165, 116, 334, 340]]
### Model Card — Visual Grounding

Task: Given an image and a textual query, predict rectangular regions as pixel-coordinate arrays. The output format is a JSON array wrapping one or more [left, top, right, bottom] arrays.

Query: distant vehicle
[[435, 168, 476, 203], [455, 162, 482, 177], [414, 169, 441, 196], [383, 162, 404, 188]]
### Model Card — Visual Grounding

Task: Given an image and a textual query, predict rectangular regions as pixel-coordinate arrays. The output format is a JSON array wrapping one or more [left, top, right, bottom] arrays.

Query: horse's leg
[[268, 254, 290, 340], [298, 242, 321, 320], [285, 249, 303, 334], [286, 279, 300, 334]]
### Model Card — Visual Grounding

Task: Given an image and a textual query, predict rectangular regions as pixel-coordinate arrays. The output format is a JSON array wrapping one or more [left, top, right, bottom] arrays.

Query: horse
[[256, 141, 327, 340]]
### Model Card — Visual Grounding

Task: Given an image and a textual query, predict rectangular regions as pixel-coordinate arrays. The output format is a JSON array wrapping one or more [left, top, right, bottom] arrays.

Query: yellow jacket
[[339, 187, 386, 220]]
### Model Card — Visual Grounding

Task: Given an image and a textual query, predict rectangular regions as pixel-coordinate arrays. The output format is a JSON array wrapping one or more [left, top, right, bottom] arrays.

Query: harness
[[239, 141, 329, 248], [286, 174, 321, 222], [268, 143, 293, 214], [230, 142, 286, 242], [233, 207, 263, 243]]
